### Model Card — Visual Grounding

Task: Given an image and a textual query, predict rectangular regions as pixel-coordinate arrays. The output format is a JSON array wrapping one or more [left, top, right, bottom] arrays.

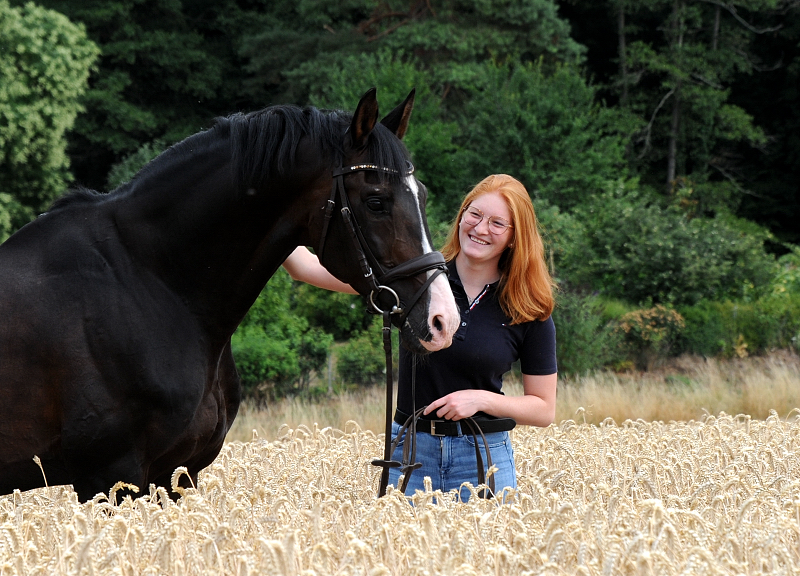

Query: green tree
[[306, 51, 465, 221], [239, 0, 375, 105], [560, 0, 800, 248], [0, 0, 98, 239], [455, 60, 636, 214], [310, 53, 635, 219], [617, 0, 784, 207], [562, 181, 776, 305], [730, 13, 800, 246], [17, 0, 273, 189], [242, 0, 585, 108]]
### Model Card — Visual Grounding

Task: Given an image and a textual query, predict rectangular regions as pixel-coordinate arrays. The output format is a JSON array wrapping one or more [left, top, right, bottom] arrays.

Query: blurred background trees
[[2, 0, 798, 392], [0, 0, 98, 240]]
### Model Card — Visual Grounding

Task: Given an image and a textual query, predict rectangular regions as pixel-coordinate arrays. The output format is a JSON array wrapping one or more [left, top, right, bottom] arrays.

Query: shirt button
[[461, 322, 467, 326]]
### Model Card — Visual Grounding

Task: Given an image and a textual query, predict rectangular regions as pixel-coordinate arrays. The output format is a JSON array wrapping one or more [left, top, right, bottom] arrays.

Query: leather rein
[[317, 160, 498, 498]]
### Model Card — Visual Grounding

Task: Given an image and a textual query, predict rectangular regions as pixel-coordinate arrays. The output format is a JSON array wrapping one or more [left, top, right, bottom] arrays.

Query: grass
[[225, 350, 800, 442], [227, 386, 392, 442], [558, 349, 800, 424]]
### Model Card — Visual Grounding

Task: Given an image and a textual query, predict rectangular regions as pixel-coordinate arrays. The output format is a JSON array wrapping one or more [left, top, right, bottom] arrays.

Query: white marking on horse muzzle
[[421, 273, 459, 351]]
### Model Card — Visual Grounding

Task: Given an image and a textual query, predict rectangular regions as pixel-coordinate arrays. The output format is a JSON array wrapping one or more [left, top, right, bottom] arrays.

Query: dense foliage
[[231, 269, 333, 400], [0, 0, 98, 240], [1, 0, 798, 390]]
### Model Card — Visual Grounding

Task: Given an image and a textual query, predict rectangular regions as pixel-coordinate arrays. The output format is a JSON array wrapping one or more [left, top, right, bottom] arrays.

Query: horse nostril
[[432, 315, 443, 332]]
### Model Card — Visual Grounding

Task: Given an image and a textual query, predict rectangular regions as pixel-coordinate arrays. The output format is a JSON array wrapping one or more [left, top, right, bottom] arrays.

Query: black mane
[[224, 103, 412, 191], [46, 187, 106, 213], [45, 102, 413, 213]]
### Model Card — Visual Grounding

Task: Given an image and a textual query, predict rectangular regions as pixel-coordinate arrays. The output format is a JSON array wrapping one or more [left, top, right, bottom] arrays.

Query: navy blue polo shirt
[[397, 261, 557, 415]]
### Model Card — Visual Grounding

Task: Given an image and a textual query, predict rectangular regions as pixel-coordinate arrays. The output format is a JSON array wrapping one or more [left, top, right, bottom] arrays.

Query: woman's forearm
[[424, 373, 557, 427], [282, 246, 358, 294]]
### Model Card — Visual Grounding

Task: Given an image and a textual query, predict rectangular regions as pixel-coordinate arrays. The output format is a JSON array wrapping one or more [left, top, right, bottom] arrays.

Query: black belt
[[394, 409, 516, 436]]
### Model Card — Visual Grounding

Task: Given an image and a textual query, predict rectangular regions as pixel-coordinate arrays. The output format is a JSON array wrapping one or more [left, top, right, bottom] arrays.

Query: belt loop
[[456, 421, 463, 437]]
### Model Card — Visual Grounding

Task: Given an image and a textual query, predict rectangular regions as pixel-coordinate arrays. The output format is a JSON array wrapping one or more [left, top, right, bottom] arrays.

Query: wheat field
[[2, 409, 800, 575]]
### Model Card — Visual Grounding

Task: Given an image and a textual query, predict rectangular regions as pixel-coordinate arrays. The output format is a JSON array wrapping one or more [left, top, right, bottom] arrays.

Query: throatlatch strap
[[378, 252, 446, 284]]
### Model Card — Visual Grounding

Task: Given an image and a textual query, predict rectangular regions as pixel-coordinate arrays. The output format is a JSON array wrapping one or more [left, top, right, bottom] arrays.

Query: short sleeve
[[519, 315, 557, 375]]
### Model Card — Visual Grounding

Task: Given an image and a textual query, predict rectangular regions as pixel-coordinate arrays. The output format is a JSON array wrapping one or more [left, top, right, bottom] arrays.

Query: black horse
[[0, 89, 459, 501]]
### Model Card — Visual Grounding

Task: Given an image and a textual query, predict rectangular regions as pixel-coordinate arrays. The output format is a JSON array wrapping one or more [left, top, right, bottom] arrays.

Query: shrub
[[293, 283, 372, 341], [231, 269, 334, 400], [770, 247, 800, 295], [676, 301, 730, 357], [678, 294, 800, 358], [337, 317, 398, 388], [563, 184, 776, 306], [553, 290, 625, 376], [615, 305, 685, 370], [231, 327, 300, 401]]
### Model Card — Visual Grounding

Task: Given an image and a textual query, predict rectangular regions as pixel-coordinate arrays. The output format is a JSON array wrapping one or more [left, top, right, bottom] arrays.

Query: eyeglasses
[[462, 205, 513, 235]]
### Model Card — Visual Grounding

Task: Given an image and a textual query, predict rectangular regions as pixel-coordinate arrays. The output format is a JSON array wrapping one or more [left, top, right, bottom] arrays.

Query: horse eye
[[366, 198, 385, 213]]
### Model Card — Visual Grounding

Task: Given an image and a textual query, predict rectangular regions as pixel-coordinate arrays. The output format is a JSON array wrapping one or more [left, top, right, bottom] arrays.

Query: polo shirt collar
[[446, 259, 501, 292]]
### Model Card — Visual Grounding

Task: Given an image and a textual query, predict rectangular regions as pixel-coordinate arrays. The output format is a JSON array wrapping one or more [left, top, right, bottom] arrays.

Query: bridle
[[317, 158, 450, 497], [317, 159, 448, 325]]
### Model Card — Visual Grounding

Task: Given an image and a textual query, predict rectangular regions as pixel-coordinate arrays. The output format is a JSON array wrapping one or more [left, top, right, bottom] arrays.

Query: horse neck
[[114, 137, 324, 338]]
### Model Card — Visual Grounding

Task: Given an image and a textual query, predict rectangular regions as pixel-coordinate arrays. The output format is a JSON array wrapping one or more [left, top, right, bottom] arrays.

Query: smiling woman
[[286, 173, 558, 501], [387, 174, 558, 500]]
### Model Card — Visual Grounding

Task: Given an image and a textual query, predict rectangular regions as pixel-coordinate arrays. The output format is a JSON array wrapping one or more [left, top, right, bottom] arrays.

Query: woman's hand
[[424, 373, 557, 427], [424, 390, 489, 420]]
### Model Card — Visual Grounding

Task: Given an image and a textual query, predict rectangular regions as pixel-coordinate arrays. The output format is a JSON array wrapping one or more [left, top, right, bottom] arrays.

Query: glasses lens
[[488, 217, 511, 233], [463, 207, 483, 225]]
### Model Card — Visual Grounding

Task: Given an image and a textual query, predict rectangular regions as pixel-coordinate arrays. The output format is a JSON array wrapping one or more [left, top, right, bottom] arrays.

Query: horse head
[[313, 89, 459, 353]]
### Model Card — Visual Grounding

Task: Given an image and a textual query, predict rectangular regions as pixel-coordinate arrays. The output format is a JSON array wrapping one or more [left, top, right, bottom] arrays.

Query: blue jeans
[[387, 421, 517, 502]]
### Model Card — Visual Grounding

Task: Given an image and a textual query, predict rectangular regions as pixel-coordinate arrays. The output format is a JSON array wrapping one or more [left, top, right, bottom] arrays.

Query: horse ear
[[380, 88, 415, 140], [350, 88, 380, 150]]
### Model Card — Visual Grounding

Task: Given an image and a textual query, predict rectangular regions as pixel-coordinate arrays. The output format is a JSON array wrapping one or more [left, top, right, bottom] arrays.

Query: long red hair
[[440, 174, 555, 324]]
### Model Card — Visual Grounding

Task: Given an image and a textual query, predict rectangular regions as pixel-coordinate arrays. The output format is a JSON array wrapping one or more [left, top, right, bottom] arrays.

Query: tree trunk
[[667, 84, 681, 188], [666, 0, 685, 190], [618, 4, 628, 105]]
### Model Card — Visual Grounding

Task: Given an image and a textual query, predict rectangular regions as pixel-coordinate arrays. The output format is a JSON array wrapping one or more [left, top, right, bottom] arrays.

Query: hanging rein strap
[[388, 407, 497, 498], [372, 309, 403, 497]]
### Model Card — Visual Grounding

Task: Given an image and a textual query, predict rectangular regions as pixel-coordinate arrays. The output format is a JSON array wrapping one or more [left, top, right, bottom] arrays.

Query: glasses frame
[[461, 205, 514, 235]]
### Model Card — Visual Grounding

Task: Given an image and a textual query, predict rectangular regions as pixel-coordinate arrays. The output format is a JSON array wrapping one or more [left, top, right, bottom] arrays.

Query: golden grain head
[[1, 410, 800, 574]]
